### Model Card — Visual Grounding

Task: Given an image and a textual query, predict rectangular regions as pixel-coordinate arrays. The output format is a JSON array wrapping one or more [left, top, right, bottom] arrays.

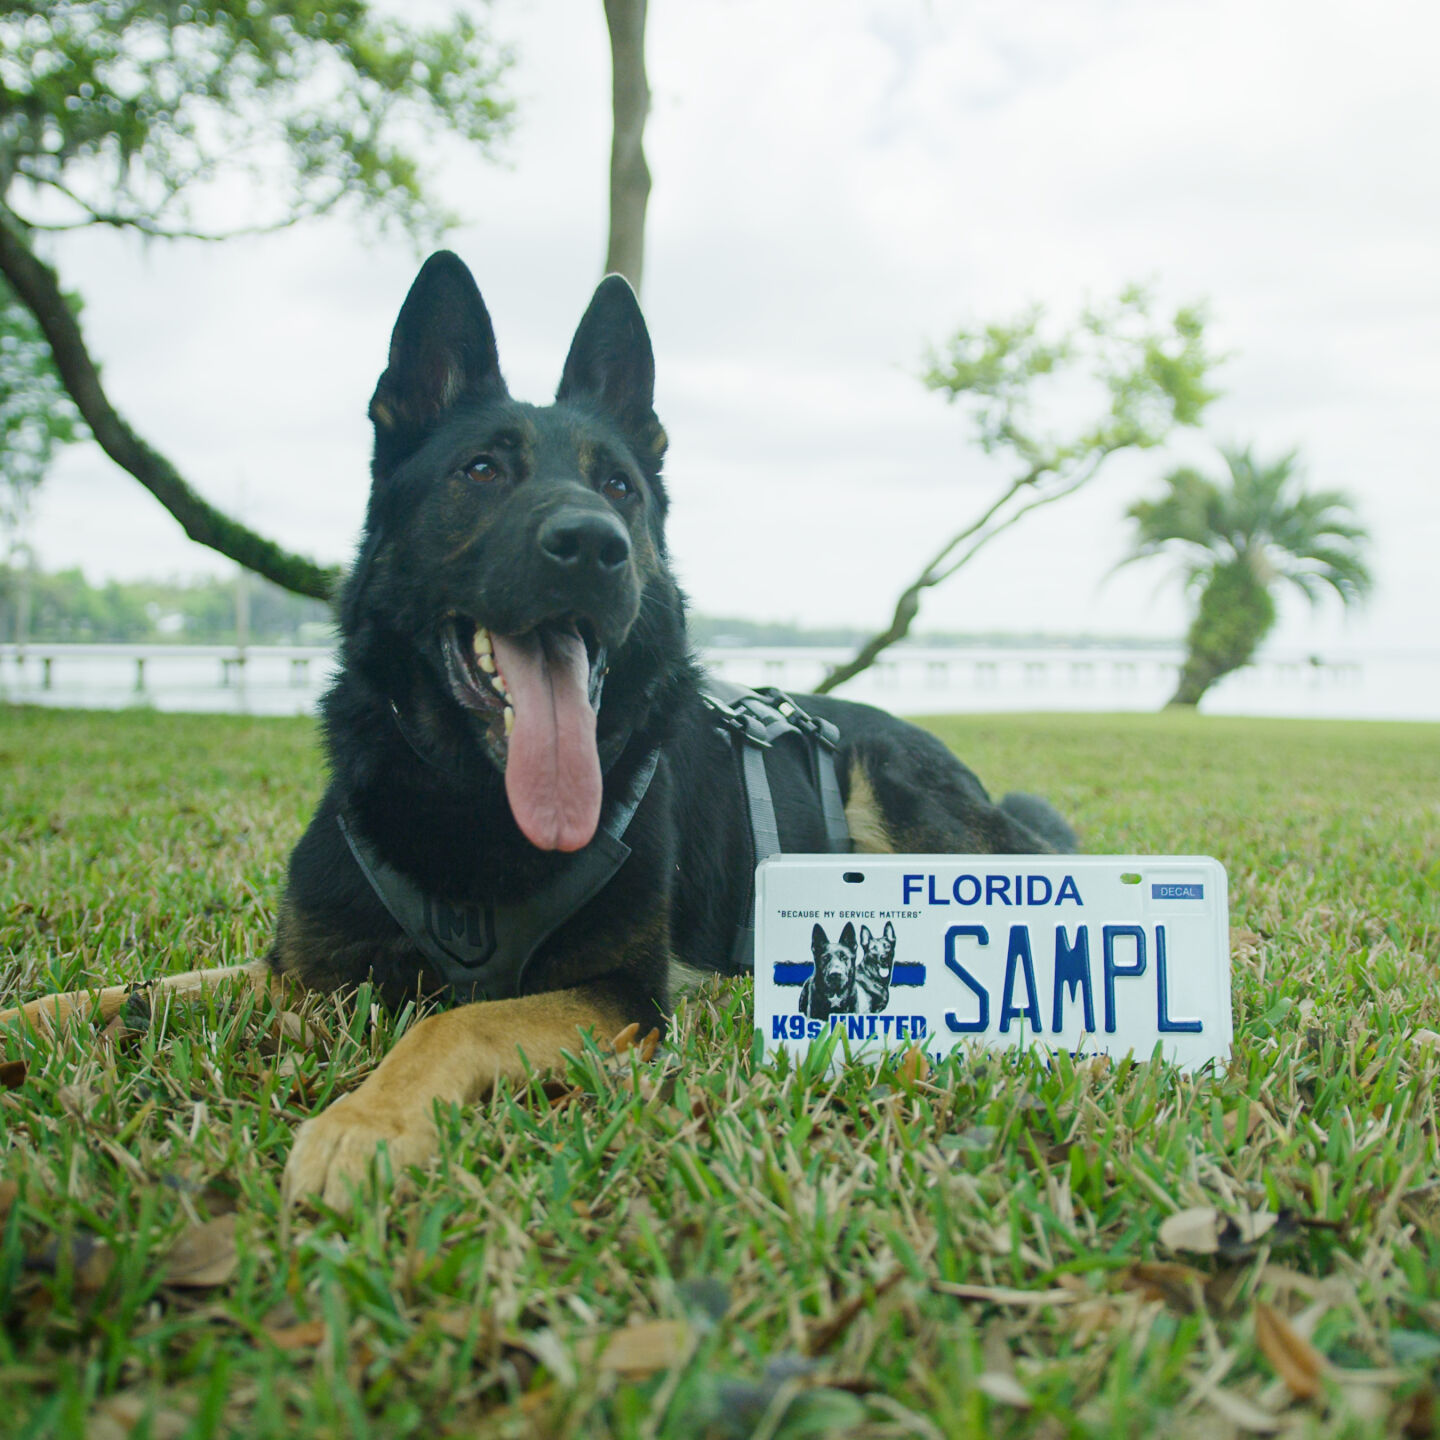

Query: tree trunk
[[602, 0, 651, 293], [1167, 560, 1275, 707], [0, 208, 339, 601]]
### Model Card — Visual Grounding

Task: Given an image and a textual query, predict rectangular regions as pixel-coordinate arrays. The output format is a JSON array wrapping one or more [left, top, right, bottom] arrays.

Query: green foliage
[[2, 709, 1438, 1435], [922, 285, 1220, 474], [1122, 446, 1372, 706], [0, 0, 513, 239], [0, 274, 82, 532]]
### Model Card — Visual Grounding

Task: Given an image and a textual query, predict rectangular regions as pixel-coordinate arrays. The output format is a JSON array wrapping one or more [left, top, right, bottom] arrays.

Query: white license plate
[[755, 855, 1231, 1072]]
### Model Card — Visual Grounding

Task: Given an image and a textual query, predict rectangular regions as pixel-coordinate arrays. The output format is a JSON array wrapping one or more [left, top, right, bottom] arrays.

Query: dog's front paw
[[284, 1089, 438, 1211]]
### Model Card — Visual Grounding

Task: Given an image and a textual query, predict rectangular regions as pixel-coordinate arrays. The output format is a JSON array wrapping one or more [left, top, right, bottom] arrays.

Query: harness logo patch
[[422, 897, 497, 966]]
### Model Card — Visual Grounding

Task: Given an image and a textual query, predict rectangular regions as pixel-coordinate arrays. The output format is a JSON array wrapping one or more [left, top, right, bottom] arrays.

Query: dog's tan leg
[[284, 986, 626, 1210], [0, 960, 276, 1035]]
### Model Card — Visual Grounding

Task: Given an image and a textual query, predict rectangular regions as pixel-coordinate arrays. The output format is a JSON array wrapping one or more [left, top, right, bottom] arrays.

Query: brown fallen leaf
[[90, 1392, 192, 1440], [0, 1059, 26, 1089], [1120, 1261, 1205, 1312], [577, 1318, 690, 1378], [161, 1215, 238, 1288], [896, 1046, 930, 1087], [1254, 1300, 1325, 1401], [266, 1318, 328, 1351], [27, 1232, 115, 1292], [976, 1323, 1031, 1408], [0, 1179, 17, 1218]]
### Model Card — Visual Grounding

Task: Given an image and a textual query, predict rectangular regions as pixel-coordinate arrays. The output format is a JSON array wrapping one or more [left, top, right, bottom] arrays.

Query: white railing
[[1, 641, 1435, 721]]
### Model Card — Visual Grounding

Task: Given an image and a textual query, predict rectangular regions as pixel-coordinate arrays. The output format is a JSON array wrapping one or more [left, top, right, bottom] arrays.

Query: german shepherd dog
[[0, 253, 1074, 1207], [856, 921, 897, 1014], [798, 923, 859, 1021]]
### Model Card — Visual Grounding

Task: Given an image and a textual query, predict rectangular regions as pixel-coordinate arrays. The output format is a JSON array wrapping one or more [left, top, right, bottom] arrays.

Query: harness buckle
[[755, 687, 840, 752], [701, 691, 775, 748]]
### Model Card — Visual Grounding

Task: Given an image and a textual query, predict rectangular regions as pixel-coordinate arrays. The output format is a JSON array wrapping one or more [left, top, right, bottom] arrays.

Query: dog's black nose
[[538, 508, 631, 574]]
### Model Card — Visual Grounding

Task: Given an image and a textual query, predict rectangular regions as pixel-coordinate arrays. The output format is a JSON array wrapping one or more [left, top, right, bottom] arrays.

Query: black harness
[[341, 682, 849, 1001]]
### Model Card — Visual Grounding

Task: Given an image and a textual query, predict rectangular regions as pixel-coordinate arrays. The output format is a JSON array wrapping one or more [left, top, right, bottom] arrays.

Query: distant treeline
[[0, 566, 333, 645], [0, 566, 1175, 651]]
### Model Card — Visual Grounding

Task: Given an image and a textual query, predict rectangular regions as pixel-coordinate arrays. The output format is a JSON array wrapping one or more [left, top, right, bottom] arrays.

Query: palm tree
[[1122, 446, 1371, 707]]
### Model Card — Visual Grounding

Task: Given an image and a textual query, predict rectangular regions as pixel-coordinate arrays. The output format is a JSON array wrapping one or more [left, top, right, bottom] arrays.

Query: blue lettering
[[903, 874, 924, 904], [791, 1015, 807, 1040], [1156, 925, 1203, 1033], [880, 1015, 895, 1037], [1027, 875, 1053, 905], [944, 925, 990, 1033], [868, 1015, 878, 1038], [848, 1015, 866, 1040], [1056, 875, 1083, 906], [1052, 926, 1096, 1032], [986, 874, 1012, 905], [807, 1020, 822, 1039], [999, 925, 1043, 1034], [896, 1016, 908, 1040], [1103, 925, 1147, 1033], [953, 874, 981, 905], [772, 1016, 789, 1040], [912, 1015, 927, 1038], [928, 875, 950, 905]]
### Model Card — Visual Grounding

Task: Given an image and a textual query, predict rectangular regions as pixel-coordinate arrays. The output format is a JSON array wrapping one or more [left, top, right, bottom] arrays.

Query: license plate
[[755, 855, 1232, 1072]]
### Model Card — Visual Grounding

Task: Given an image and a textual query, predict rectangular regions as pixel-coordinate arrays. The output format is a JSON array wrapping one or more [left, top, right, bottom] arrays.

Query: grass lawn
[[1, 705, 1437, 1438]]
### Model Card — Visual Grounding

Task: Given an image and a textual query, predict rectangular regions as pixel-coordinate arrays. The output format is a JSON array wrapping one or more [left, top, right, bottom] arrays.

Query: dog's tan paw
[[284, 1090, 438, 1211]]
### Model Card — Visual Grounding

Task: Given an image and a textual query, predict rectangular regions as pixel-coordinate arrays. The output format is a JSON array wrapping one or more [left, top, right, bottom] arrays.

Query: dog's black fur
[[268, 251, 1075, 1046]]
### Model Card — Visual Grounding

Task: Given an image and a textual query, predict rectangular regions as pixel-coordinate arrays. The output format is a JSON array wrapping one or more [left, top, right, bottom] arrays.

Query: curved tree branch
[[0, 207, 339, 601]]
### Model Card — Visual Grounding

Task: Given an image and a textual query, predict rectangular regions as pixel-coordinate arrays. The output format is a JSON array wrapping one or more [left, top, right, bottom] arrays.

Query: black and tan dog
[[798, 923, 859, 1021], [1, 253, 1074, 1206]]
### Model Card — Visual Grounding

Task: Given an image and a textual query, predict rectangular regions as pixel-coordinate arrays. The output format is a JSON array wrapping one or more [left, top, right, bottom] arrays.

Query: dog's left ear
[[838, 922, 857, 952], [557, 275, 667, 466], [884, 921, 896, 943]]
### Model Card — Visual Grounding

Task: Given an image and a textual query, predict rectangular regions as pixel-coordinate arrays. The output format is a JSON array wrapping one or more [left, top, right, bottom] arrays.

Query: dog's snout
[[538, 508, 631, 575]]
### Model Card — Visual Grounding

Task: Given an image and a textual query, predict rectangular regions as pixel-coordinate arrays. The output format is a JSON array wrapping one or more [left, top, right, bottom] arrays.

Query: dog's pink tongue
[[491, 629, 601, 852]]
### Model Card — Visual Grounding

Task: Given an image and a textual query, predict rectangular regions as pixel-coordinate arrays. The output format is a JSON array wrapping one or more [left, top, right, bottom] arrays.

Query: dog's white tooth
[[478, 653, 496, 674], [474, 627, 492, 655], [503, 705, 514, 736]]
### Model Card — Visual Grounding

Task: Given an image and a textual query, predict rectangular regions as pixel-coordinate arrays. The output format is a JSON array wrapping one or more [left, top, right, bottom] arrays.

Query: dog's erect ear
[[556, 275, 667, 465], [811, 924, 828, 957], [884, 921, 896, 944], [838, 922, 857, 952], [369, 252, 505, 459], [860, 925, 873, 948]]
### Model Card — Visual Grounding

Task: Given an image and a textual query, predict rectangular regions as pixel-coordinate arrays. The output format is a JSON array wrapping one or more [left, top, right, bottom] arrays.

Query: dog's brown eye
[[464, 455, 501, 484], [602, 473, 633, 502]]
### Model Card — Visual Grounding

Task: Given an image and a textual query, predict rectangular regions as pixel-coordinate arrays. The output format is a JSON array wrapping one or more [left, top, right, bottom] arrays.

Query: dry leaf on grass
[[976, 1324, 1031, 1408], [1159, 1206, 1278, 1256], [1120, 1262, 1206, 1311], [896, 1046, 930, 1087], [0, 1179, 17, 1218], [266, 1318, 328, 1351], [0, 1059, 26, 1089], [1254, 1301, 1326, 1400], [576, 1318, 690, 1378], [162, 1215, 238, 1288], [27, 1232, 115, 1292], [931, 1280, 1079, 1308], [1206, 1387, 1283, 1433], [90, 1392, 192, 1440]]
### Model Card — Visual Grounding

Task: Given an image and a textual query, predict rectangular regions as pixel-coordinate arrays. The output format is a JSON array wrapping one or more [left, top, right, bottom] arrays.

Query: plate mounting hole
[[1121, 872, 1142, 886], [842, 872, 865, 884]]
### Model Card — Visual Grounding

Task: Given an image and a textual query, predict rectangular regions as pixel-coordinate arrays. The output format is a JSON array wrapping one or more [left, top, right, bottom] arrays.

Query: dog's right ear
[[811, 924, 828, 957], [369, 252, 506, 472]]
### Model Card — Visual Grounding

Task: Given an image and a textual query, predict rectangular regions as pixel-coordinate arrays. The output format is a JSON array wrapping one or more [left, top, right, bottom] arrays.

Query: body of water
[[2, 641, 1437, 722]]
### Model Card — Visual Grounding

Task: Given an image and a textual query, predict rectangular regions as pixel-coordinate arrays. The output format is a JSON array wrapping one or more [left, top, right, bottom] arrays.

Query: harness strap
[[702, 680, 851, 970], [338, 746, 660, 1004]]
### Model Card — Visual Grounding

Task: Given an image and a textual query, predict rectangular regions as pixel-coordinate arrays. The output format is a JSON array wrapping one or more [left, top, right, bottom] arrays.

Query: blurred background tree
[[817, 287, 1221, 693], [0, 0, 513, 598], [1121, 445, 1371, 707]]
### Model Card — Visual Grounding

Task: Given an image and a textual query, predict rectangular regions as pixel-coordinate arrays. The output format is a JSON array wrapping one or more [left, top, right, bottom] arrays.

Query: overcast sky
[[23, 0, 1440, 654]]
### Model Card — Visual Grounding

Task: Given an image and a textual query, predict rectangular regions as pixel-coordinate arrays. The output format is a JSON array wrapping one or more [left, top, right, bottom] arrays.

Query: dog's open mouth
[[441, 616, 607, 853]]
